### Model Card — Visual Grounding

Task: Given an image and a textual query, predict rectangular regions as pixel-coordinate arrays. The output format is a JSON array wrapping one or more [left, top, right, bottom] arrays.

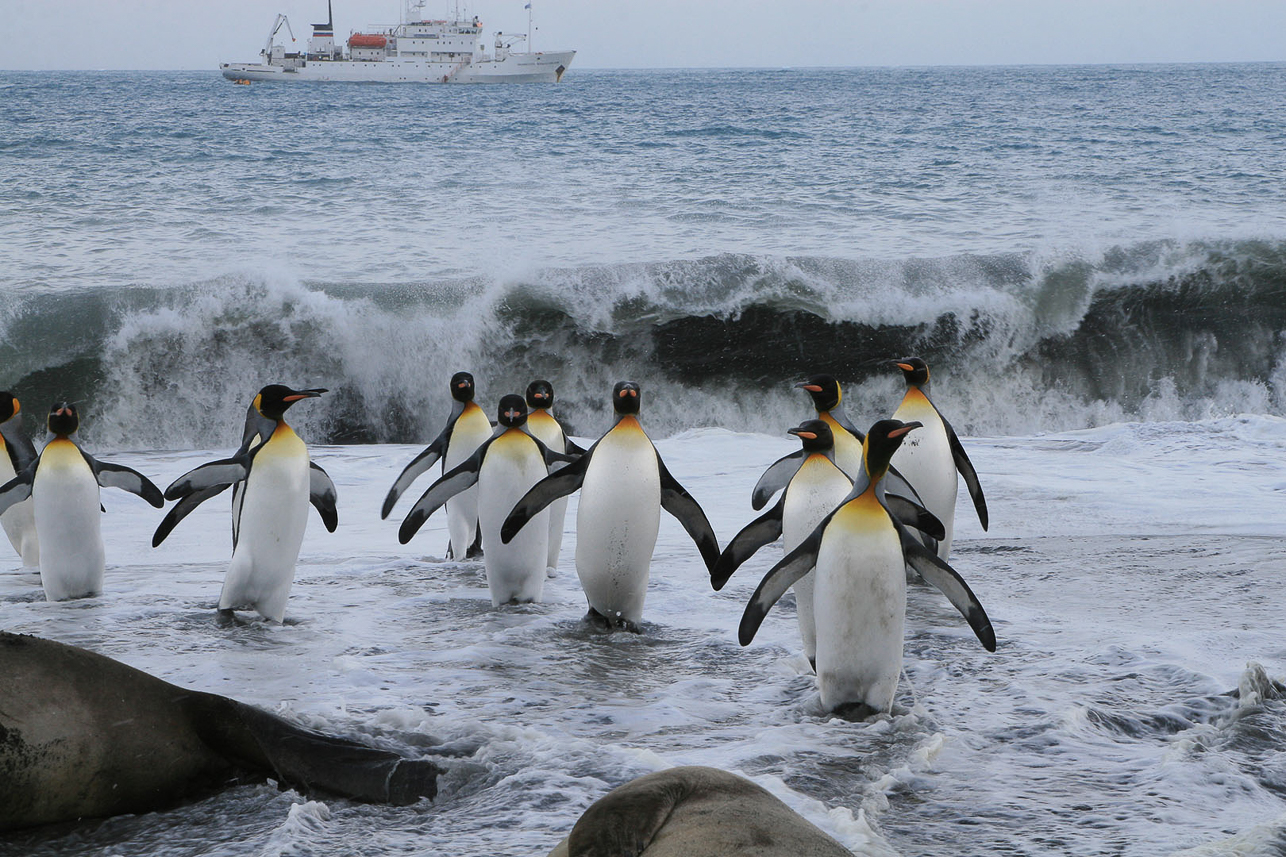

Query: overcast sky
[[3, 0, 1285, 71]]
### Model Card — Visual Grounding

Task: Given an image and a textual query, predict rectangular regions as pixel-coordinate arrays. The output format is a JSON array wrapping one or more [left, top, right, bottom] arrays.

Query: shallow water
[[2, 419, 1285, 855]]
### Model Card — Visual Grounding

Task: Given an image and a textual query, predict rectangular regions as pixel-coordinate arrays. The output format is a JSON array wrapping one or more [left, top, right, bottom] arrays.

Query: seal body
[[548, 766, 853, 857], [0, 632, 439, 832]]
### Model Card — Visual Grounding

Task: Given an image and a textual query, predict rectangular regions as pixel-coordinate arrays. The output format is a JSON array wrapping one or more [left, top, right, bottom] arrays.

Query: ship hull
[[220, 51, 574, 84]]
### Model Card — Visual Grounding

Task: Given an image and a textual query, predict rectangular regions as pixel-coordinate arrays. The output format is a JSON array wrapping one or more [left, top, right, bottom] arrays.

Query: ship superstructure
[[221, 1, 574, 84]]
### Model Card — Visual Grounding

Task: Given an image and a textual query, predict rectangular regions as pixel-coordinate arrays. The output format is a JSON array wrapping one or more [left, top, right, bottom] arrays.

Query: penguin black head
[[891, 357, 930, 387], [612, 382, 641, 416], [497, 394, 528, 428], [797, 374, 842, 413], [0, 393, 18, 423], [450, 372, 476, 404], [255, 385, 326, 421], [787, 419, 835, 453], [47, 402, 79, 437], [863, 418, 922, 481], [526, 380, 553, 411]]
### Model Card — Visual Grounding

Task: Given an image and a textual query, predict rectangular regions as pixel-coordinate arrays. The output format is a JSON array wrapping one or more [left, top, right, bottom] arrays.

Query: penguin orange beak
[[621, 389, 638, 398], [789, 429, 818, 440], [888, 421, 923, 439], [895, 363, 915, 373], [796, 382, 823, 393]]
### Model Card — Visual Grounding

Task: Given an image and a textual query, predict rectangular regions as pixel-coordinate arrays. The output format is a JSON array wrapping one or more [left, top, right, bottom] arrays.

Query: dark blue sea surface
[[2, 65, 1285, 447]]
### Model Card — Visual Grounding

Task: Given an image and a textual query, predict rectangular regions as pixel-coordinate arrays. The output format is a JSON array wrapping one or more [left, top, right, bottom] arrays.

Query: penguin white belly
[[0, 451, 38, 567], [782, 456, 853, 665], [476, 432, 549, 605], [811, 497, 907, 713], [574, 423, 661, 627], [219, 431, 310, 622], [821, 413, 863, 481], [891, 394, 957, 559], [443, 405, 492, 559], [32, 440, 103, 601], [526, 412, 569, 570]]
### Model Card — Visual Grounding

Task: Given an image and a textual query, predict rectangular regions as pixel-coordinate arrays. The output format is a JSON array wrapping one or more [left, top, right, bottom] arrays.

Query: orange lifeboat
[[347, 33, 387, 48]]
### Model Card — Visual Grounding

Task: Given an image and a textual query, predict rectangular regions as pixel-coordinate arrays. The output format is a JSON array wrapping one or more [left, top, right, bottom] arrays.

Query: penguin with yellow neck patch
[[0, 393, 40, 566], [153, 385, 336, 622], [0, 403, 163, 601], [398, 394, 571, 605], [754, 373, 927, 516], [501, 382, 720, 631], [888, 357, 988, 560], [523, 380, 586, 570], [739, 418, 995, 716], [714, 419, 945, 670], [382, 371, 493, 560]]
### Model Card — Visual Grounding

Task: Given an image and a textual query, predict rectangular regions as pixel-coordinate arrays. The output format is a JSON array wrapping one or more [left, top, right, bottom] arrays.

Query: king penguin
[[382, 371, 493, 560], [738, 419, 996, 715], [754, 374, 926, 516], [523, 380, 585, 571], [501, 382, 721, 631], [152, 385, 337, 622], [888, 357, 987, 560], [0, 403, 163, 601], [0, 393, 40, 567], [398, 394, 569, 605], [714, 420, 945, 668]]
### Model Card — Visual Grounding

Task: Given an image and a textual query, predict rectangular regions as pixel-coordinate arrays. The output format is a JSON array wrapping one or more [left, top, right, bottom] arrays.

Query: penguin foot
[[583, 607, 641, 634], [829, 701, 882, 722], [465, 544, 484, 560], [215, 608, 250, 627]]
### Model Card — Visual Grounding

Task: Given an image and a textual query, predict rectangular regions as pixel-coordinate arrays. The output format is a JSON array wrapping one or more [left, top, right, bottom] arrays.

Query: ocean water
[[2, 65, 1286, 855]]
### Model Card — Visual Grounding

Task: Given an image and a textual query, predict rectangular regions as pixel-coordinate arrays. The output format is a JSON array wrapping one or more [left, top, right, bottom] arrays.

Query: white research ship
[[220, 1, 574, 84]]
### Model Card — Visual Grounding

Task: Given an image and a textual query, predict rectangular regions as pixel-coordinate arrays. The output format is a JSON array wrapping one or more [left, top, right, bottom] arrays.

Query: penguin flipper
[[884, 464, 927, 509], [164, 457, 250, 501], [309, 462, 338, 533], [884, 494, 946, 541], [710, 497, 784, 591], [896, 520, 996, 652], [750, 450, 804, 511], [739, 516, 829, 646], [565, 437, 588, 456], [87, 455, 164, 507], [657, 453, 720, 573], [381, 432, 450, 519], [0, 414, 37, 472], [0, 464, 35, 516], [500, 446, 593, 544], [152, 483, 233, 547], [941, 415, 988, 530], [398, 442, 490, 545]]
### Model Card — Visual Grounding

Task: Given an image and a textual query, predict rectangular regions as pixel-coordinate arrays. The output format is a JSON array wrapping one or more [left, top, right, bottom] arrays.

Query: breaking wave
[[4, 237, 1286, 449]]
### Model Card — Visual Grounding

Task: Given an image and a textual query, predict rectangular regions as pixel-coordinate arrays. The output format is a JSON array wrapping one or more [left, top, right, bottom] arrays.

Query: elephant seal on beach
[[547, 766, 853, 857], [0, 632, 440, 831]]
